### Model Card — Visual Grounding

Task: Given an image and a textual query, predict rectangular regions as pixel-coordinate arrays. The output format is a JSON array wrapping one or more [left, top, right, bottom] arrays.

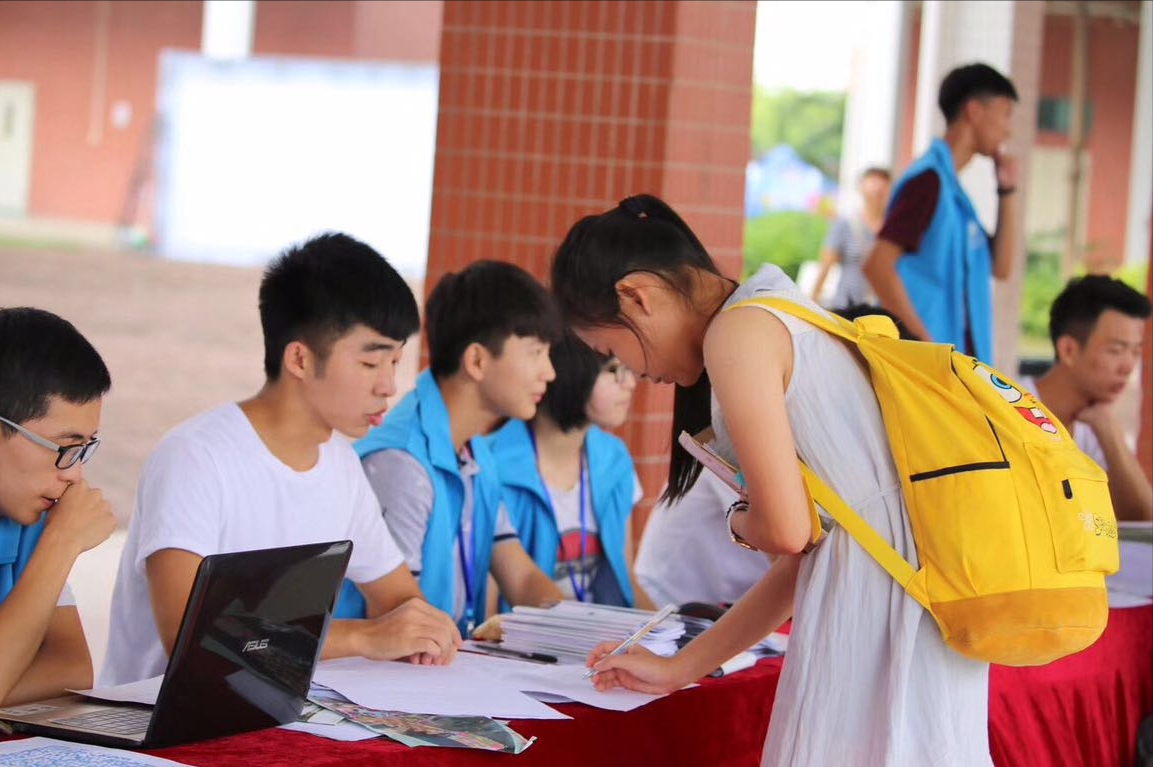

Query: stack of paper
[[498, 601, 686, 663], [1108, 523, 1153, 607]]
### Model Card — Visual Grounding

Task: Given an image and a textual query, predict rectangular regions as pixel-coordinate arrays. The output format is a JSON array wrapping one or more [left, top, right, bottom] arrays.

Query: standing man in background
[[864, 63, 1020, 362]]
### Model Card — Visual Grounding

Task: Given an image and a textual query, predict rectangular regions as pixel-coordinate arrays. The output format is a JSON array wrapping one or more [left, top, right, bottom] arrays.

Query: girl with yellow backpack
[[554, 195, 1115, 767]]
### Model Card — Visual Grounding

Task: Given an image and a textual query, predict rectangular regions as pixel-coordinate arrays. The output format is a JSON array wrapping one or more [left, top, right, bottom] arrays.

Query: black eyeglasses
[[0, 415, 101, 470], [602, 360, 635, 385]]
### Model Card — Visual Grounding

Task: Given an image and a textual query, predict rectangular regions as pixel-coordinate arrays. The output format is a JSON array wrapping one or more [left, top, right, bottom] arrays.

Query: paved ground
[[0, 245, 421, 671]]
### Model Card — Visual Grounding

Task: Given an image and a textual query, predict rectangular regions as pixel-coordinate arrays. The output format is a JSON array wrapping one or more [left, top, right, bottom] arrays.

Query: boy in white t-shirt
[[100, 233, 460, 686], [0, 309, 117, 705]]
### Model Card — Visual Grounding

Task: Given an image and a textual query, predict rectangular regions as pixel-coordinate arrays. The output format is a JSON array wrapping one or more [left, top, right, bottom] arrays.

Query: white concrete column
[[838, 0, 909, 214], [909, 0, 1043, 371], [992, 1, 1045, 373], [1125, 0, 1152, 265], [910, 0, 950, 160], [914, 0, 1016, 231], [201, 0, 256, 61]]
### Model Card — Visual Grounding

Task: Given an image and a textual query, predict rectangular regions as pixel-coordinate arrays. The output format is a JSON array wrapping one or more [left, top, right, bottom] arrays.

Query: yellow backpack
[[727, 296, 1120, 667]]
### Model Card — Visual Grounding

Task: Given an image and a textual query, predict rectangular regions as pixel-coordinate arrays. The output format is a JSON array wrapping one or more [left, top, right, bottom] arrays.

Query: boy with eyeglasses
[[0, 308, 117, 705], [487, 331, 654, 609]]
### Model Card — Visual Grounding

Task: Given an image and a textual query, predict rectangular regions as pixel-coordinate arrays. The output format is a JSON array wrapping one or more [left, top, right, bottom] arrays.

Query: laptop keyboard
[[50, 707, 152, 735]]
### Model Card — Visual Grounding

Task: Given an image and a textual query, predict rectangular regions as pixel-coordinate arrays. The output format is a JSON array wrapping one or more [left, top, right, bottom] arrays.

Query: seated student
[[635, 471, 770, 609], [0, 308, 116, 705], [1021, 275, 1152, 521], [100, 233, 460, 686], [345, 260, 565, 634], [487, 331, 655, 609]]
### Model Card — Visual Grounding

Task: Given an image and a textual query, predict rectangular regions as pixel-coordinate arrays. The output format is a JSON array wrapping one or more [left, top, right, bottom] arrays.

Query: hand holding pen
[[583, 604, 686, 693]]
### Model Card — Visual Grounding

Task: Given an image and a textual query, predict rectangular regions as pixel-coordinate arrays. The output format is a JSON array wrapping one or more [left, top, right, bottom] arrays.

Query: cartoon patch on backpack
[[972, 363, 1060, 435]]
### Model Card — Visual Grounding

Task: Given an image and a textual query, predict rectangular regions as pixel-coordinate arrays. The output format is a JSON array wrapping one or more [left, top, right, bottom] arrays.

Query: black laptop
[[0, 539, 351, 748]]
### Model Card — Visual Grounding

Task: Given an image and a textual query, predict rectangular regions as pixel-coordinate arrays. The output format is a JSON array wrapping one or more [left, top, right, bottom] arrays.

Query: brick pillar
[[426, 0, 756, 531]]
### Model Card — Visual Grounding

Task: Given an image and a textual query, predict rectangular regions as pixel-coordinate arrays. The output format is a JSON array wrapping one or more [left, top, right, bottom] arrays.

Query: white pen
[[584, 604, 678, 679]]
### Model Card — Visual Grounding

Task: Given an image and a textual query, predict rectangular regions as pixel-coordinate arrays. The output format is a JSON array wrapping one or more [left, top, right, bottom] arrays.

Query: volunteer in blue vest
[[488, 330, 655, 609], [863, 62, 1020, 362], [0, 308, 116, 705], [339, 261, 565, 634]]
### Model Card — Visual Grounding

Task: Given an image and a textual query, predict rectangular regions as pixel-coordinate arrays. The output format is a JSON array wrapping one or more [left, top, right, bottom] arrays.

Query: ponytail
[[551, 194, 732, 504]]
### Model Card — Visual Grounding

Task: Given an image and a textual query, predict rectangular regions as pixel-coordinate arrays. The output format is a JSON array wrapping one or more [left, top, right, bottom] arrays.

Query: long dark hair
[[550, 194, 732, 503]]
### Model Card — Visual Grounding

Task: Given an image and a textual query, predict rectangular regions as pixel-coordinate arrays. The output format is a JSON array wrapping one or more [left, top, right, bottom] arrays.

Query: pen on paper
[[584, 604, 678, 679]]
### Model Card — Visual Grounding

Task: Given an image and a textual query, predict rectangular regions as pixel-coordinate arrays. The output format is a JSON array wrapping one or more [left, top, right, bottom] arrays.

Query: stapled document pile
[[498, 601, 686, 664]]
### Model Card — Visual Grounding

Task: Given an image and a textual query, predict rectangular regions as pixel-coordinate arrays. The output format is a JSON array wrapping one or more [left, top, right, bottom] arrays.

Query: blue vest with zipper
[[486, 419, 635, 607], [892, 137, 994, 362], [0, 514, 46, 606], [333, 370, 502, 630]]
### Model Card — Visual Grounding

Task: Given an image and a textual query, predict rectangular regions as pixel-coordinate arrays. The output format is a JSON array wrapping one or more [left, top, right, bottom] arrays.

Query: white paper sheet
[[1106, 537, 1153, 604], [0, 736, 189, 765], [311, 657, 571, 720], [279, 720, 380, 741], [452, 653, 677, 712], [71, 675, 163, 706]]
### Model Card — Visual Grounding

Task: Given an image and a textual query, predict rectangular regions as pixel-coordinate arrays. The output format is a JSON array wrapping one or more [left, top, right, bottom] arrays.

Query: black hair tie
[[619, 196, 645, 216]]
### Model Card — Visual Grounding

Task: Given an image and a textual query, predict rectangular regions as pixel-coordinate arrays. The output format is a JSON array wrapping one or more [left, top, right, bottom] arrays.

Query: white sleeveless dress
[[709, 265, 991, 767]]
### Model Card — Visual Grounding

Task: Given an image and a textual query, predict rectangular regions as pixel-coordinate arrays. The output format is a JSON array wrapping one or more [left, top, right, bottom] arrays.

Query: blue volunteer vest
[[0, 514, 46, 606], [486, 419, 635, 607], [334, 370, 501, 631], [891, 137, 994, 362]]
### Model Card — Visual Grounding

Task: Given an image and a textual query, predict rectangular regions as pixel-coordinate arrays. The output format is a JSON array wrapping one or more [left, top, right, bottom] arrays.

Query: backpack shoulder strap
[[724, 295, 925, 602], [725, 296, 859, 344], [798, 461, 929, 609]]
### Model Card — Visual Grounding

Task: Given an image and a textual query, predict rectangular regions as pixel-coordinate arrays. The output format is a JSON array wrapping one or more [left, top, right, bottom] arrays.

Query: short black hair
[[0, 307, 111, 435], [834, 303, 920, 341], [425, 260, 563, 379], [938, 63, 1018, 123], [539, 330, 607, 432], [860, 167, 891, 182], [1049, 275, 1151, 348], [259, 232, 420, 380]]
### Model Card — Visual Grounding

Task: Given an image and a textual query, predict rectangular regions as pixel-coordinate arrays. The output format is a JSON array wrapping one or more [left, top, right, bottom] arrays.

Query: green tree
[[743, 211, 829, 281], [750, 86, 846, 177]]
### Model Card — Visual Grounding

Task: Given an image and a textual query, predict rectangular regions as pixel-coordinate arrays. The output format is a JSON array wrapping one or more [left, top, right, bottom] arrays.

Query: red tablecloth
[[144, 657, 783, 767], [6, 606, 1149, 766], [989, 604, 1153, 767]]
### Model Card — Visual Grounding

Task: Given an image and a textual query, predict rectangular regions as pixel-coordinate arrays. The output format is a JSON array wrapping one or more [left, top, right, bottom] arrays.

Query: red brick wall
[[253, 0, 357, 57], [896, 9, 920, 173], [253, 0, 442, 61], [426, 0, 756, 531], [0, 0, 442, 226], [0, 0, 202, 223]]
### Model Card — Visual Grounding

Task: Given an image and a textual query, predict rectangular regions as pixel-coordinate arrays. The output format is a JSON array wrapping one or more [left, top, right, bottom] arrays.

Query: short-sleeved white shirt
[[546, 473, 643, 602], [99, 404, 405, 685]]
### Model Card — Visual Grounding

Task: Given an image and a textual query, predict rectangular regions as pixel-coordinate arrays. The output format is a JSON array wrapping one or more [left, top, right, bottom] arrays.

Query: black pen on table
[[462, 642, 558, 664]]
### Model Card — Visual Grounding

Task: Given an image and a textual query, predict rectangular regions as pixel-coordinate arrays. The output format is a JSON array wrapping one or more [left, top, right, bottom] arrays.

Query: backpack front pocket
[[1024, 441, 1119, 575]]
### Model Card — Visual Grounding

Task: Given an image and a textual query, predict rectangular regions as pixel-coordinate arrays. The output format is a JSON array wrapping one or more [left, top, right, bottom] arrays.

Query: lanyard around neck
[[528, 425, 591, 602], [456, 447, 476, 634]]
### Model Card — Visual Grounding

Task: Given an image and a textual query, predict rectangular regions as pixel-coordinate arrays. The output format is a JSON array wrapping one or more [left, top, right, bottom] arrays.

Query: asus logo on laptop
[[242, 639, 270, 652]]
